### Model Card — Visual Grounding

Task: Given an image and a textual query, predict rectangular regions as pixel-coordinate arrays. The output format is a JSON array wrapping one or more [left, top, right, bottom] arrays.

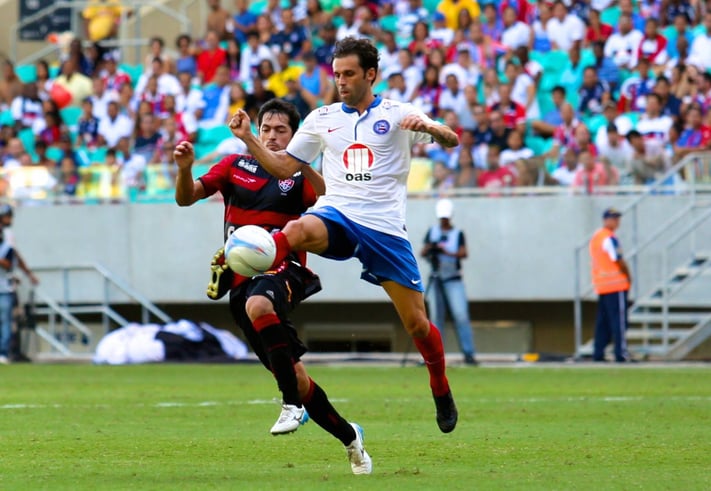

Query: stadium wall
[[14, 195, 710, 304]]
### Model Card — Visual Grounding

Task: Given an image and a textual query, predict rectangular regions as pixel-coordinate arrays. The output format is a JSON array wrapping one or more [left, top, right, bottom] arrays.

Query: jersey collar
[[341, 95, 383, 114]]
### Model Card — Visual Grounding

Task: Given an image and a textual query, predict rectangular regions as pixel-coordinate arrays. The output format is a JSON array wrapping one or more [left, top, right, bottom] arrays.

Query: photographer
[[421, 199, 477, 366]]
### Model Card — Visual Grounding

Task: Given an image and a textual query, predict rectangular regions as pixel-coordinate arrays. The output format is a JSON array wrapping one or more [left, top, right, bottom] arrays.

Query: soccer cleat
[[270, 404, 307, 435], [434, 391, 458, 433], [345, 423, 372, 475]]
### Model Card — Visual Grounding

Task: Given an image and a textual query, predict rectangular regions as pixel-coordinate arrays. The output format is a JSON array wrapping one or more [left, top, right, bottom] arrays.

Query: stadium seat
[[191, 163, 211, 180], [18, 128, 36, 156], [197, 125, 233, 145], [60, 106, 83, 133], [144, 163, 175, 201], [119, 64, 144, 88], [77, 165, 121, 200], [16, 64, 37, 83], [45, 146, 64, 163], [248, 0, 267, 15], [407, 157, 433, 193], [0, 110, 14, 127]]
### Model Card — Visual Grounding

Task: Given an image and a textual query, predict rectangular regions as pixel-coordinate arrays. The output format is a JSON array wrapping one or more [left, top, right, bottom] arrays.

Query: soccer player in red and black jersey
[[173, 99, 372, 475]]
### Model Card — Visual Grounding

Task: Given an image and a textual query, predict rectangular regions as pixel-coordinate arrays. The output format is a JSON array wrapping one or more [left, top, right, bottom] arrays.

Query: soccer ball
[[224, 225, 277, 277]]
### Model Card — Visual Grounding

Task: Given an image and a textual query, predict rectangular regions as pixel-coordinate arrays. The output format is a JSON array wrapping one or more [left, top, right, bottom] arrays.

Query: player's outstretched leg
[[300, 376, 372, 475], [414, 322, 458, 433]]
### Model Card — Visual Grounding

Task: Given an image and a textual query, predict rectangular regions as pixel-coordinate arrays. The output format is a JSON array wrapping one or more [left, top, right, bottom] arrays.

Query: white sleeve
[[601, 236, 619, 261], [10, 98, 22, 120], [285, 110, 324, 164], [403, 103, 437, 145]]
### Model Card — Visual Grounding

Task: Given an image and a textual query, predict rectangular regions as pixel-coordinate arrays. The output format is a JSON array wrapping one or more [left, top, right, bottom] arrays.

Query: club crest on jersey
[[342, 143, 373, 181], [278, 178, 295, 192], [373, 120, 390, 135]]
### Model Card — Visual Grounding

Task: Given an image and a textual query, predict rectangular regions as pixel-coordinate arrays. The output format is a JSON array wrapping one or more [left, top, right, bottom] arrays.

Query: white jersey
[[286, 97, 434, 238]]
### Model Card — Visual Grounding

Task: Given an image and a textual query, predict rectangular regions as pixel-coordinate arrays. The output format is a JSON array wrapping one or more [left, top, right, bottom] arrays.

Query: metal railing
[[29, 262, 172, 355], [10, 0, 193, 65], [572, 152, 711, 358]]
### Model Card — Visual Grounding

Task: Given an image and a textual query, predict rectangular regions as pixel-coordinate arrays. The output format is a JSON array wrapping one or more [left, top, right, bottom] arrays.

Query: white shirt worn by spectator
[[594, 115, 634, 148], [119, 153, 147, 188], [552, 164, 580, 186], [134, 73, 181, 98], [176, 87, 206, 116], [430, 26, 455, 47], [605, 29, 644, 69], [688, 34, 711, 71], [598, 139, 634, 171], [501, 21, 531, 50], [98, 114, 134, 148], [439, 63, 479, 90], [381, 87, 410, 103], [546, 14, 585, 52], [511, 72, 540, 120], [90, 90, 119, 120], [636, 114, 673, 149], [438, 88, 469, 125], [10, 96, 42, 129], [499, 147, 534, 167], [401, 65, 423, 102]]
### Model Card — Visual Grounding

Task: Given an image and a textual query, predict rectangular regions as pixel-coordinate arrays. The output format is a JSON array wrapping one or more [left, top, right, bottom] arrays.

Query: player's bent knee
[[405, 317, 430, 339], [245, 295, 276, 321]]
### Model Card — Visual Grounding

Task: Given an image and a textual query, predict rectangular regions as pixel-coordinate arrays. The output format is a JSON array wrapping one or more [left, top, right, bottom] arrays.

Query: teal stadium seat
[[60, 106, 83, 134], [0, 110, 14, 127], [198, 125, 233, 145], [16, 64, 37, 83], [119, 64, 144, 88]]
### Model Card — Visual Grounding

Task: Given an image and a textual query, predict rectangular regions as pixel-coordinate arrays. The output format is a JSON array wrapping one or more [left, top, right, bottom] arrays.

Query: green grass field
[[1, 363, 710, 490]]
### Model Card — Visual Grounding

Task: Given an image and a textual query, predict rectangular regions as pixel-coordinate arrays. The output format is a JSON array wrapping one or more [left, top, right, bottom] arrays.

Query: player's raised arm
[[400, 114, 460, 148], [229, 110, 304, 179], [174, 141, 206, 206]]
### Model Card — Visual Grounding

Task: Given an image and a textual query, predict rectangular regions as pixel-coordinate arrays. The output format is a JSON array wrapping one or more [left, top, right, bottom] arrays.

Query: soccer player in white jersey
[[228, 37, 460, 435]]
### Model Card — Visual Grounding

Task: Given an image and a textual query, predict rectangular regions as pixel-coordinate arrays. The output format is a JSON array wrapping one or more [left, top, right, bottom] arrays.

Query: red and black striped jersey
[[199, 153, 317, 285]]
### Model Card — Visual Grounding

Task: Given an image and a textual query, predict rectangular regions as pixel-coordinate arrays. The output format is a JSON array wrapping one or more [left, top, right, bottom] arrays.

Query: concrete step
[[629, 313, 707, 325], [625, 328, 691, 341]]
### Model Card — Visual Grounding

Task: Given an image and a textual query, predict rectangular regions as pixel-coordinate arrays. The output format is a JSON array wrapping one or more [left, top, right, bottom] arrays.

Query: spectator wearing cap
[[501, 6, 531, 51], [578, 66, 610, 118], [590, 207, 632, 362], [546, 1, 585, 52], [430, 11, 455, 47], [436, 0, 480, 32], [604, 13, 643, 69]]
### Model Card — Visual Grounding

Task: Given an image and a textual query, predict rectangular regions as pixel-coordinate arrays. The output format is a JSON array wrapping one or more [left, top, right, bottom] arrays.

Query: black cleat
[[434, 391, 458, 433]]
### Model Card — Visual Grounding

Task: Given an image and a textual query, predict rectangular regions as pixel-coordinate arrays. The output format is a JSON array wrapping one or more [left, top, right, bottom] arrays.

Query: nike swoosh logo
[[411, 279, 422, 285], [327, 127, 343, 133]]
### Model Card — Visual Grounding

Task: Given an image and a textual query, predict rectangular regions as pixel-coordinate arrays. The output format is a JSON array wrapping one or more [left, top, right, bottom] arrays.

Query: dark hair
[[626, 129, 642, 141], [333, 37, 380, 81], [647, 93, 662, 105], [656, 75, 670, 86], [552, 85, 566, 95], [257, 99, 300, 135], [150, 36, 165, 48], [175, 34, 192, 47]]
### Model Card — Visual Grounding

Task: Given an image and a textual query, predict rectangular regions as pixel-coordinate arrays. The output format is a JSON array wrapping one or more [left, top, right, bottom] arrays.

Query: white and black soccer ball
[[224, 225, 277, 277]]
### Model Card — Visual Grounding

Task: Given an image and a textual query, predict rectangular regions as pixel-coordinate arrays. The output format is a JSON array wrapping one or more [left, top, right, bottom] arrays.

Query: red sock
[[270, 231, 292, 268], [413, 323, 450, 397]]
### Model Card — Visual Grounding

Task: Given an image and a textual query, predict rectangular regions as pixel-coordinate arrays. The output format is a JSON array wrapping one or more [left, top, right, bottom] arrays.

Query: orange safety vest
[[590, 228, 630, 295]]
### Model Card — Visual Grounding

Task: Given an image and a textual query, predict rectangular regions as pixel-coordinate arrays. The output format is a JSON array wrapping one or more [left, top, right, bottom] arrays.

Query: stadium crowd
[[1, 0, 710, 201]]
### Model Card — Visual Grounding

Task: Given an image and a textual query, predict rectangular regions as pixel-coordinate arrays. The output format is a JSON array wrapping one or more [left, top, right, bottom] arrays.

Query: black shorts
[[229, 261, 321, 370]]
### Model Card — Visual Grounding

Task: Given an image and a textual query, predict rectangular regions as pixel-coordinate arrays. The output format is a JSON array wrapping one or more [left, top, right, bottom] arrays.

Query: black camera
[[426, 236, 446, 271]]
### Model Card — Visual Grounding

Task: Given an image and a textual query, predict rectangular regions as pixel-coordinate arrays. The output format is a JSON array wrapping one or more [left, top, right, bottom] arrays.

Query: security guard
[[590, 208, 632, 362]]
